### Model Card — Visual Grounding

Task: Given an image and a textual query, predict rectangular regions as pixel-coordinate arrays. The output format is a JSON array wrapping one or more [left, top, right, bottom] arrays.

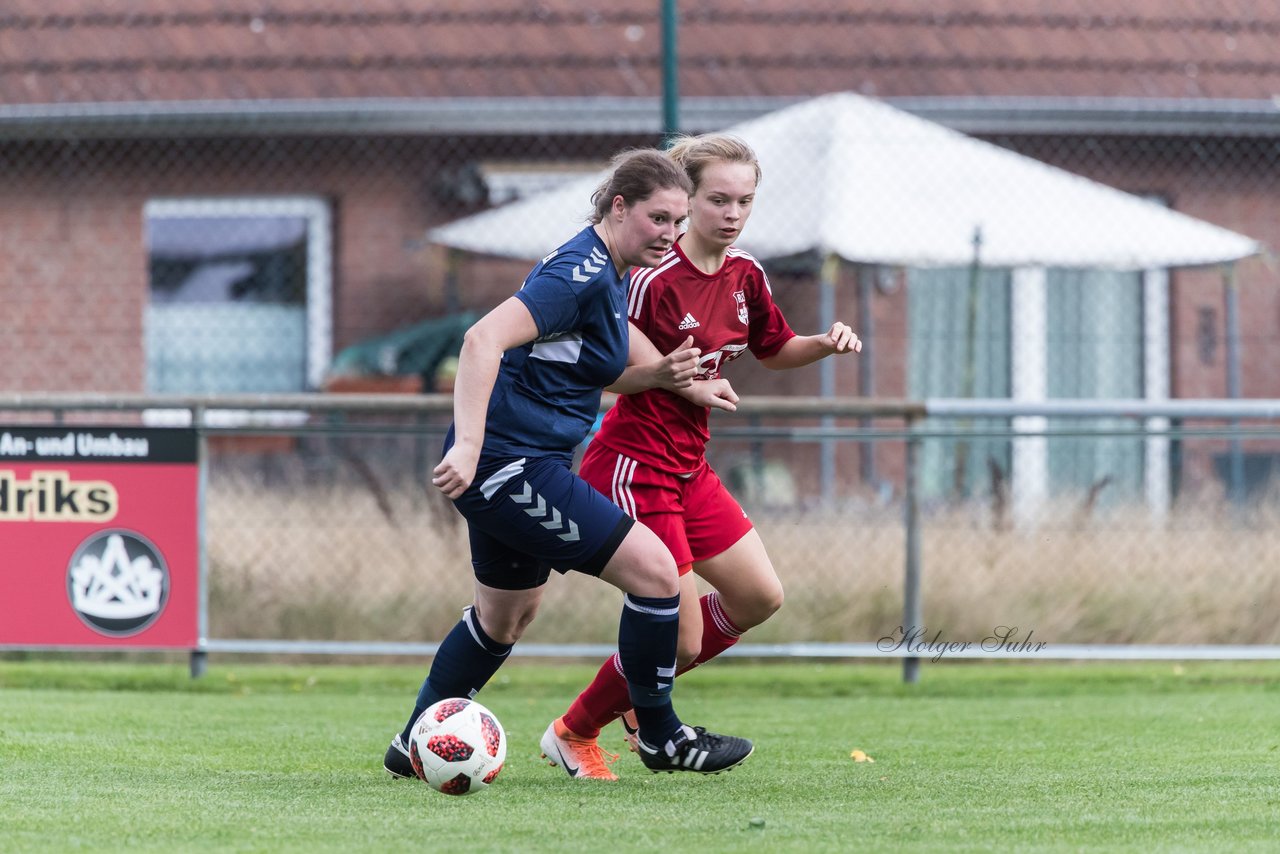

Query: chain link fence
[[6, 396, 1278, 659], [4, 5, 1280, 660], [199, 412, 1280, 653]]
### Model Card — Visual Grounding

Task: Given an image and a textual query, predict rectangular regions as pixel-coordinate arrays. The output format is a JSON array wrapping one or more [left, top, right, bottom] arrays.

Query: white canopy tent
[[428, 92, 1260, 515], [430, 92, 1257, 269]]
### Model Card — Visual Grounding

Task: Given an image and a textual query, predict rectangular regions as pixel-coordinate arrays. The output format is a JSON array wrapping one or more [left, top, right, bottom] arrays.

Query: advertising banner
[[0, 426, 198, 648]]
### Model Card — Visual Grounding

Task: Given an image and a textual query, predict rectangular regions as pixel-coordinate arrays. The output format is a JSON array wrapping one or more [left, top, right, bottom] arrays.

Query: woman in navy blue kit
[[385, 148, 753, 780]]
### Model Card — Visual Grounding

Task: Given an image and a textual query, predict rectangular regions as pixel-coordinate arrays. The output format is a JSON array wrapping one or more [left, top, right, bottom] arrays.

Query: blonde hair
[[665, 133, 761, 191], [590, 148, 692, 223]]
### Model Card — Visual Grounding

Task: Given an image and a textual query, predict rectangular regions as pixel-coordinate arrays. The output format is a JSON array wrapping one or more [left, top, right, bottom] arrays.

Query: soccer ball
[[408, 698, 507, 795]]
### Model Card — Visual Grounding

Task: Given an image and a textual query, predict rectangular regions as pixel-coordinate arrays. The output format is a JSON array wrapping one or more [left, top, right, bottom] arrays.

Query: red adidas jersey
[[591, 240, 796, 474]]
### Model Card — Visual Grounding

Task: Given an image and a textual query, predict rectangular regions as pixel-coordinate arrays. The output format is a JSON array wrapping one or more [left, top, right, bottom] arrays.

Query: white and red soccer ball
[[408, 698, 507, 795]]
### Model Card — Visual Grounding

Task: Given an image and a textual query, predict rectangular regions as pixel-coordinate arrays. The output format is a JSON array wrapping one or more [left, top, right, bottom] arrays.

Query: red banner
[[0, 427, 198, 648]]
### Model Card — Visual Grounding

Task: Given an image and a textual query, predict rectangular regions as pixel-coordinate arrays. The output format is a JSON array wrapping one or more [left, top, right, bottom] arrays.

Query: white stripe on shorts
[[610, 453, 638, 519], [479, 458, 527, 500]]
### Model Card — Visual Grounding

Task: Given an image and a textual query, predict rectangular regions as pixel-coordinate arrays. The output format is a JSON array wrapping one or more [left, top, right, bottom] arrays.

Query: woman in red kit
[[539, 134, 862, 780]]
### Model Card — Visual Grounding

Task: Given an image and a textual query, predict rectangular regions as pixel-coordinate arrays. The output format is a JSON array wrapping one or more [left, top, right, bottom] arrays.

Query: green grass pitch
[[1, 659, 1277, 852]]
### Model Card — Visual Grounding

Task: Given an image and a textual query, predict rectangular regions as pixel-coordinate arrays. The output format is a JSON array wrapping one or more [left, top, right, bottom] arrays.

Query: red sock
[[679, 591, 744, 675], [562, 592, 748, 738], [562, 653, 630, 739]]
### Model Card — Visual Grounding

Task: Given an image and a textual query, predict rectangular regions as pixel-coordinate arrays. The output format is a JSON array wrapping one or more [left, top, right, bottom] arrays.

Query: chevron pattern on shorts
[[509, 482, 580, 542]]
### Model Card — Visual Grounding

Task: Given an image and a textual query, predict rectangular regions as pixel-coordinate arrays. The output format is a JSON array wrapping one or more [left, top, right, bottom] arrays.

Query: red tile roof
[[4, 1, 1280, 105]]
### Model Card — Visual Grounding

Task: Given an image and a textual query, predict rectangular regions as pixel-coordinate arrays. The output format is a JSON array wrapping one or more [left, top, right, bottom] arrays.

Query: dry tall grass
[[206, 475, 1280, 647]]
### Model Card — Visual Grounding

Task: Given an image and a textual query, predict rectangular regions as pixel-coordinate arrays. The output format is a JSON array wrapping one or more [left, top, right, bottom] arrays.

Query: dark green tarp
[[329, 311, 476, 391]]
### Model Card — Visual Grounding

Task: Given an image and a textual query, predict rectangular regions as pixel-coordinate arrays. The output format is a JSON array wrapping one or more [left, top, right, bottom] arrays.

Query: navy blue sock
[[617, 592, 683, 749], [399, 606, 512, 743]]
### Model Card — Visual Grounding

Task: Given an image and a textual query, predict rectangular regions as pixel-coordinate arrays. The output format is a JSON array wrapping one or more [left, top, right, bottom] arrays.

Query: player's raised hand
[[432, 443, 479, 499], [681, 378, 740, 412], [821, 322, 862, 355], [656, 335, 701, 389]]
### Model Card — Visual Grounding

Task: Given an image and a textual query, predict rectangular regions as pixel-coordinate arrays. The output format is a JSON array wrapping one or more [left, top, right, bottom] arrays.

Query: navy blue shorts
[[452, 453, 635, 591]]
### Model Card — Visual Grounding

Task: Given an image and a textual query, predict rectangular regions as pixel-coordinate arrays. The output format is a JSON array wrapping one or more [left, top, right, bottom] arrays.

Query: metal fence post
[[190, 404, 209, 679], [902, 417, 923, 684], [818, 254, 839, 503], [1223, 265, 1246, 506]]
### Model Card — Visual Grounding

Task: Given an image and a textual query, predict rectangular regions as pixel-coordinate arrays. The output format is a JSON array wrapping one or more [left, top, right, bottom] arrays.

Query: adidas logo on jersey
[[678, 313, 700, 330]]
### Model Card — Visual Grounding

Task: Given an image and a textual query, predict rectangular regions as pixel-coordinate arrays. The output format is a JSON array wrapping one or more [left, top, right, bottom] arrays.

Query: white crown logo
[[70, 534, 164, 620]]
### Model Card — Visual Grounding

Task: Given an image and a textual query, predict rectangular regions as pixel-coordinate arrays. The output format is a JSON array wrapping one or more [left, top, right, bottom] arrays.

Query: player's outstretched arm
[[677, 377, 739, 412], [759, 321, 862, 371], [606, 327, 700, 394], [433, 297, 539, 498]]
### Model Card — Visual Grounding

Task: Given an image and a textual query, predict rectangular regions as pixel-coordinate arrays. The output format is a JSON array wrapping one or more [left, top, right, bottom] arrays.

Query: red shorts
[[579, 441, 753, 573]]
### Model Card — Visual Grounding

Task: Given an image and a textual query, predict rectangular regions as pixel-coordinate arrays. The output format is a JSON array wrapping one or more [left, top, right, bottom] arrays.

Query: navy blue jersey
[[482, 227, 630, 457]]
